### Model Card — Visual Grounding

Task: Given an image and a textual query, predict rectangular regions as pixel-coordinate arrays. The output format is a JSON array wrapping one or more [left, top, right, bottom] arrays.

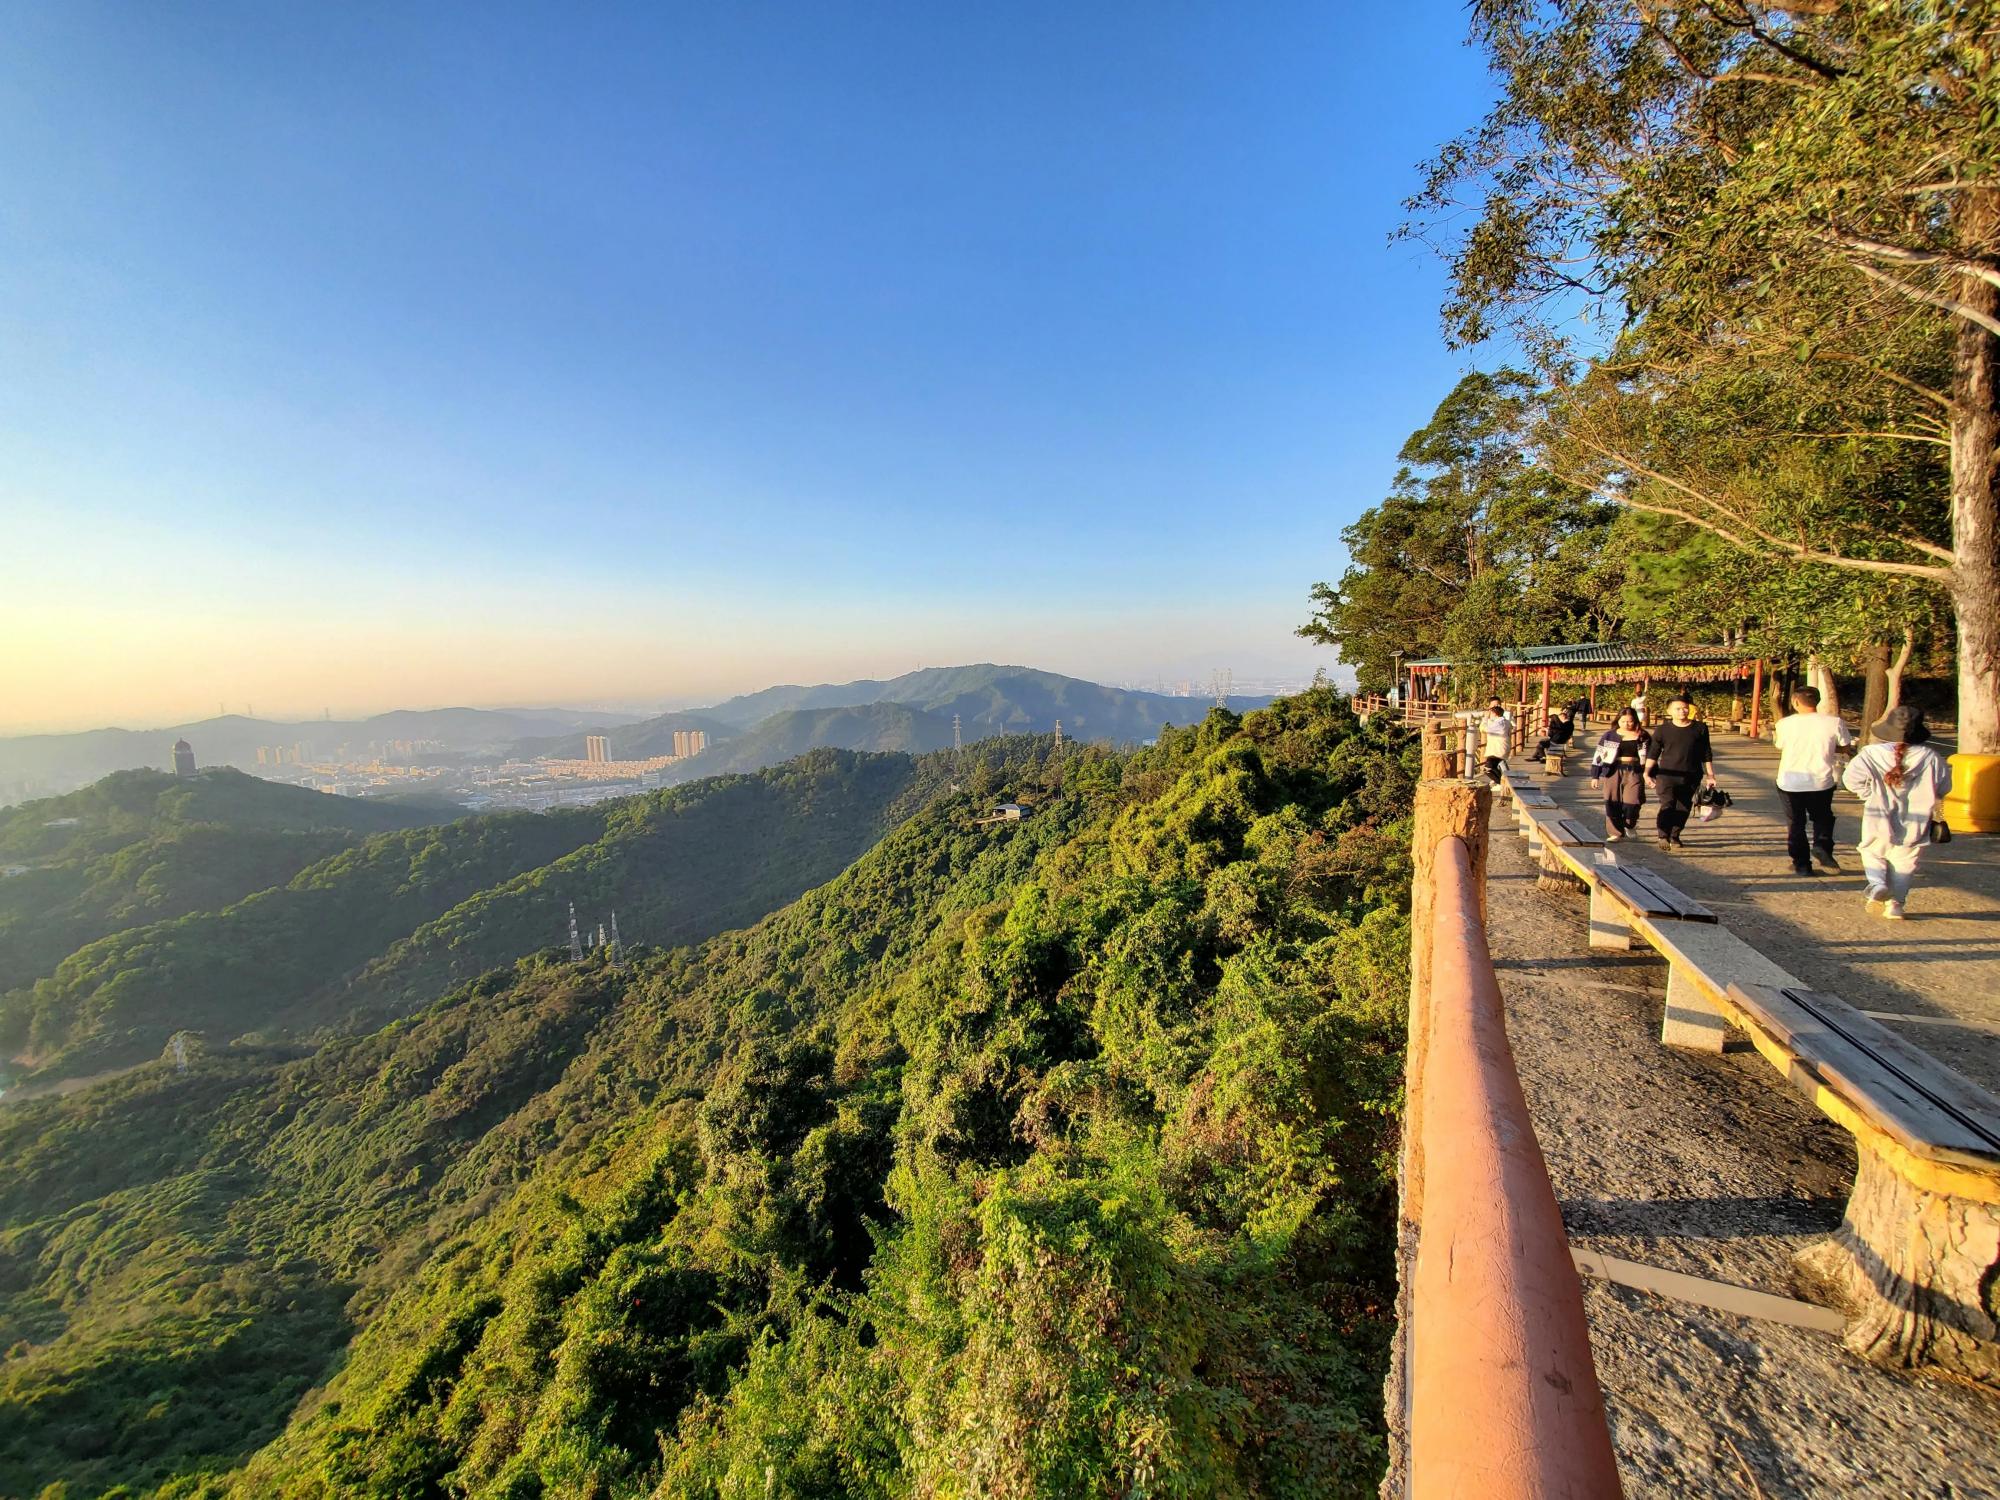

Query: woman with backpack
[[1842, 705, 1953, 921]]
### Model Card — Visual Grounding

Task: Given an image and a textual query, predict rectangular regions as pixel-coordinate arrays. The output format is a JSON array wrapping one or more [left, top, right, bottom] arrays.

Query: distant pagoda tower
[[568, 902, 584, 963], [172, 739, 196, 777]]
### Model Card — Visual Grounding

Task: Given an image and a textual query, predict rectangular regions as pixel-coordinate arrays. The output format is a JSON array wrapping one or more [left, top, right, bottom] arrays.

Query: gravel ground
[[1482, 798, 2000, 1497]]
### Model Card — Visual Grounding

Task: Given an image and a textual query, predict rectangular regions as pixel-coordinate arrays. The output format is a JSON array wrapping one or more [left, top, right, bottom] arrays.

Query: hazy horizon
[[0, 651, 1341, 739], [1, 3, 1490, 738]]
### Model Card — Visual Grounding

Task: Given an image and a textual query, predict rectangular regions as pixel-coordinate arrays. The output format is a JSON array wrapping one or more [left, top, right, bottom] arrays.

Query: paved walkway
[[1481, 786, 2000, 1496], [1529, 726, 2000, 1093]]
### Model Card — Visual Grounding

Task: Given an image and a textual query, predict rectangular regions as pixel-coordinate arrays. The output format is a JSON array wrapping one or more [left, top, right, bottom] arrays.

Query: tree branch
[[1830, 234, 2000, 294], [1557, 435, 1956, 575], [1847, 259, 2000, 339]]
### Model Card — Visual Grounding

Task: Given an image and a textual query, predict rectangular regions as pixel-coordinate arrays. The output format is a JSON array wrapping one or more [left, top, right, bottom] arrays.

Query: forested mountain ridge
[[279, 748, 949, 1038], [701, 662, 1273, 737], [0, 769, 446, 999], [0, 689, 1416, 1498], [2, 750, 952, 1089]]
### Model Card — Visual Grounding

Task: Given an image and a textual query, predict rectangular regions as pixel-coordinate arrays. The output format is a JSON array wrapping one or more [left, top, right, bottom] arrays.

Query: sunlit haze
[[0, 3, 1493, 733]]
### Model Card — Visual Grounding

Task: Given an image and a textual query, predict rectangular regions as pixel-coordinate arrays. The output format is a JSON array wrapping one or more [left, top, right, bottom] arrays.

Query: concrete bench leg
[[1794, 1147, 2000, 1387], [1587, 882, 1632, 951], [1661, 966, 1728, 1052]]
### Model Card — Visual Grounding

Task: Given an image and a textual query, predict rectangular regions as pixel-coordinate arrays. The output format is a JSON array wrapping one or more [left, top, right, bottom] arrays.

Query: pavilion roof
[[1402, 642, 1748, 673]]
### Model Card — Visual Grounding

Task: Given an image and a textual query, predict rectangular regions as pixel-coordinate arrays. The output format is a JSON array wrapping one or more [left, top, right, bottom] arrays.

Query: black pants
[[1654, 771, 1698, 838], [1605, 799, 1642, 833], [1782, 787, 1836, 867], [1482, 754, 1505, 783]]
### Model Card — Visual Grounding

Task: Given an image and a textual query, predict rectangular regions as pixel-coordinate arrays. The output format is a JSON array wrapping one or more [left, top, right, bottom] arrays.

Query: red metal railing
[[1403, 832, 1623, 1497]]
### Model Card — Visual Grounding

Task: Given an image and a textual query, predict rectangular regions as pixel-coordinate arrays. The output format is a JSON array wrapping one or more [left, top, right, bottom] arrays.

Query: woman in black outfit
[[1590, 708, 1649, 840]]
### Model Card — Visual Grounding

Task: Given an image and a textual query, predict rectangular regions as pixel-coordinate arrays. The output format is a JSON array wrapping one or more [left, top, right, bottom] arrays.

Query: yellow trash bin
[[1938, 753, 2000, 835]]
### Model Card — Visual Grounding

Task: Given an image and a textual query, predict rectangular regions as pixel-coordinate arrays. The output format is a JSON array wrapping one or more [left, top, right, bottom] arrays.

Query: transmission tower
[[568, 902, 584, 963], [953, 713, 962, 756], [596, 922, 607, 951], [609, 911, 624, 965], [1210, 669, 1234, 708], [170, 1034, 190, 1072], [1053, 719, 1063, 756]]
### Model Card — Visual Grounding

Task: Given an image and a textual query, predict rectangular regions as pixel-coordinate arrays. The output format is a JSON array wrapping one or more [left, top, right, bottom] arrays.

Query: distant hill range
[[511, 666, 1271, 781], [0, 707, 643, 801]]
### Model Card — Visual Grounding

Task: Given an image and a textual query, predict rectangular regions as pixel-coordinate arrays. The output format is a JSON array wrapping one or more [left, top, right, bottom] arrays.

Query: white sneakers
[[1863, 886, 1906, 919]]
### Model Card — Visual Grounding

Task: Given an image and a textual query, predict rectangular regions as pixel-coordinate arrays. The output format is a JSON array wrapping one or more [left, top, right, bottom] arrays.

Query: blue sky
[[0, 2, 1496, 730]]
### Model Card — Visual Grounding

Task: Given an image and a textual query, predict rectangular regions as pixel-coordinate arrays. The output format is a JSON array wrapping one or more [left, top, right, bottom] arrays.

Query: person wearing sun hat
[[1842, 705, 1952, 920]]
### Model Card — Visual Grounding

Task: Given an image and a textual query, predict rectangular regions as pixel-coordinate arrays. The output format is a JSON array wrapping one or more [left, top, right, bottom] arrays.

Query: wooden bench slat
[[1515, 789, 1558, 808], [1622, 866, 1716, 922], [1778, 986, 2000, 1157], [1546, 817, 1605, 848], [1595, 864, 1680, 917], [1727, 983, 2000, 1168]]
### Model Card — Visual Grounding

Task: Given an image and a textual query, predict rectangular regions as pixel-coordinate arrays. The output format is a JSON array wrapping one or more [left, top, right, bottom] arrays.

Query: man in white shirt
[[1480, 698, 1514, 784], [1628, 689, 1647, 726], [1772, 685, 1856, 874]]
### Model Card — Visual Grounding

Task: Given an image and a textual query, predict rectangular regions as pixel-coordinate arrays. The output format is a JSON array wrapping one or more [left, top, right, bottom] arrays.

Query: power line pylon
[[953, 713, 962, 757], [1053, 719, 1063, 756], [568, 902, 584, 963]]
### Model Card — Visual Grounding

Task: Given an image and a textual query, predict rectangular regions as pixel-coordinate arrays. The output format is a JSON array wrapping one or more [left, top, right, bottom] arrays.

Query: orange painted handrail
[[1409, 837, 1623, 1498]]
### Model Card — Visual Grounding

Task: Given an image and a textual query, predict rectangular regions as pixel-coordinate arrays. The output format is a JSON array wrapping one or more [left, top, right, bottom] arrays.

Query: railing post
[[1403, 777, 1490, 1232]]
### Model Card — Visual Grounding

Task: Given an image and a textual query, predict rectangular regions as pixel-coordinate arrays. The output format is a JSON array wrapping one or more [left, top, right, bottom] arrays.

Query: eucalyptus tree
[[1299, 369, 1620, 690], [1408, 1, 2000, 749]]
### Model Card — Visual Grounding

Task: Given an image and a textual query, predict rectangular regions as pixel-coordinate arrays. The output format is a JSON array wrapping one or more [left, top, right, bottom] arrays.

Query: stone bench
[[1723, 981, 2000, 1388]]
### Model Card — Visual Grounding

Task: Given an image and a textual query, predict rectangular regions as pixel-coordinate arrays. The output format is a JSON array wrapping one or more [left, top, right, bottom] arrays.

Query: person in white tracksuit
[[1842, 705, 1952, 921]]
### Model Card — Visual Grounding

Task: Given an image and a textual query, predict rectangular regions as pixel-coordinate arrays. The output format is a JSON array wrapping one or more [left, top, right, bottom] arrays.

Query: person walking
[[1590, 708, 1649, 840], [1843, 705, 1952, 920], [1628, 686, 1648, 727], [1479, 697, 1514, 784], [1643, 694, 1715, 850], [1772, 685, 1854, 875]]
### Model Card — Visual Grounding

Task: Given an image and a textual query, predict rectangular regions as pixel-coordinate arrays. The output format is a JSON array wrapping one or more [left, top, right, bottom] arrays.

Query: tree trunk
[[1951, 189, 2000, 755], [1885, 628, 1914, 715], [1860, 641, 1891, 733]]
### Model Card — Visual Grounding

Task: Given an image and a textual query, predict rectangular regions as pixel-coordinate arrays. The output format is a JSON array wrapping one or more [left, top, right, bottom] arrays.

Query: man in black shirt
[[1643, 695, 1716, 850]]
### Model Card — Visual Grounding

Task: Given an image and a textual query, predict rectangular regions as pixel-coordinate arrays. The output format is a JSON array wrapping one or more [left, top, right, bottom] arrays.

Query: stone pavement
[[1526, 726, 2000, 1094]]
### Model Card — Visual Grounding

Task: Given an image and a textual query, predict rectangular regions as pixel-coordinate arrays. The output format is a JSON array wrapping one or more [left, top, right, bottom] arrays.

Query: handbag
[[1931, 817, 1953, 844]]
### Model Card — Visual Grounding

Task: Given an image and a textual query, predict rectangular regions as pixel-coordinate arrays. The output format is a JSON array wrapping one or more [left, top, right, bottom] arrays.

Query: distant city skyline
[[0, 4, 1492, 735]]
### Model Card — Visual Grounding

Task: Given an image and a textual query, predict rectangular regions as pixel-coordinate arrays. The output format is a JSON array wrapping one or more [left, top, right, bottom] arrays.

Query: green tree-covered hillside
[[0, 770, 446, 998], [0, 689, 1414, 1498]]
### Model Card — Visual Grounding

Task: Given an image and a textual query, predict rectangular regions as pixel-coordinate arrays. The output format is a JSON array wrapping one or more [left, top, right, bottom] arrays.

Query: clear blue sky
[[0, 2, 1496, 731]]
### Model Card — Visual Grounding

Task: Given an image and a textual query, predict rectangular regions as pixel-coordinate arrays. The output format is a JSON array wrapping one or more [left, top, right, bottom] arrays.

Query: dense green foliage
[[0, 771, 443, 999], [1299, 370, 1622, 691], [3, 752, 949, 1087], [1403, 0, 1998, 745], [0, 691, 1414, 1498], [292, 750, 942, 1037]]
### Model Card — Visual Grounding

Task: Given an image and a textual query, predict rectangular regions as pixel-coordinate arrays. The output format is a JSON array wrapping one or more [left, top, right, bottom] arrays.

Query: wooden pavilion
[[1397, 642, 1770, 736]]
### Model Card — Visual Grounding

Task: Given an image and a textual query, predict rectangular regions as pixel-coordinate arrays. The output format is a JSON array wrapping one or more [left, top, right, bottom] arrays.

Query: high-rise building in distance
[[585, 734, 610, 764], [172, 739, 196, 777], [672, 730, 708, 758]]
